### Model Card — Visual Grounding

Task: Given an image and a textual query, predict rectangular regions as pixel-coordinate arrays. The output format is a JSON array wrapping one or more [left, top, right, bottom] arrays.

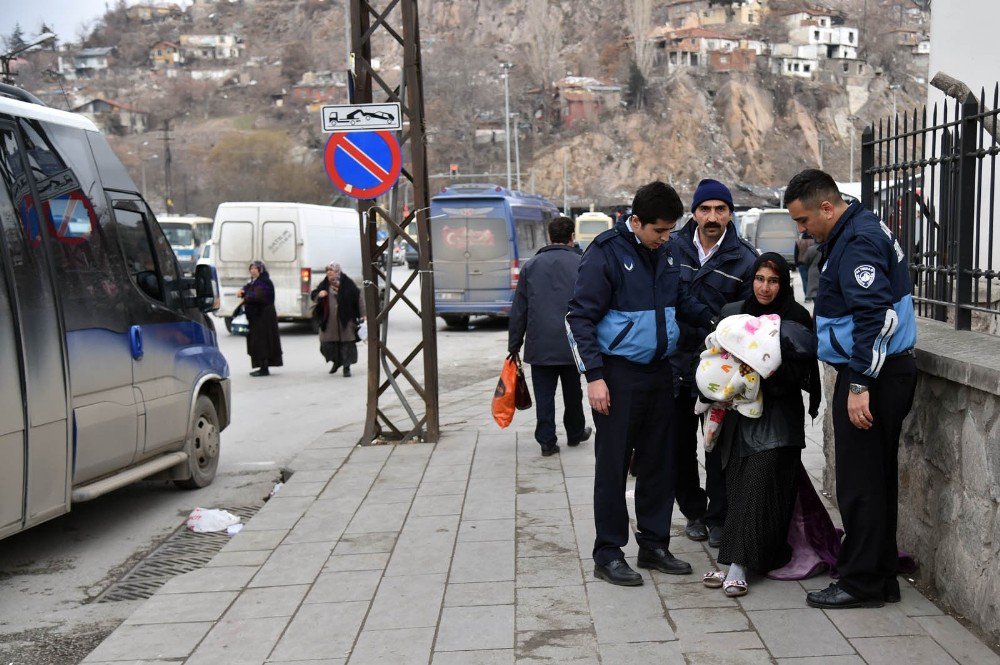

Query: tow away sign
[[321, 102, 402, 133]]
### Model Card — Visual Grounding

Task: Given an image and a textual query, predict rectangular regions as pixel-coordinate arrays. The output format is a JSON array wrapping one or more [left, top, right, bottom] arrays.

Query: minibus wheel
[[442, 314, 469, 329], [175, 395, 221, 489]]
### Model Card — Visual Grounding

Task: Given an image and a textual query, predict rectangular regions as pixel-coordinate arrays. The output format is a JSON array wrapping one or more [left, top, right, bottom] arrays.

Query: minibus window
[[114, 204, 162, 301]]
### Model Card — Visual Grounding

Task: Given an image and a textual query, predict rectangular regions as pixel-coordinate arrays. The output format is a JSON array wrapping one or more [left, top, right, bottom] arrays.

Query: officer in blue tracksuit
[[669, 179, 758, 547], [567, 181, 712, 587], [784, 169, 917, 609]]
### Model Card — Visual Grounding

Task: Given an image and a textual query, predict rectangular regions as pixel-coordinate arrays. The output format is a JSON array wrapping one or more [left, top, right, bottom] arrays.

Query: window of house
[[803, 64, 811, 72], [814, 30, 820, 40], [843, 62, 850, 73], [691, 54, 699, 66]]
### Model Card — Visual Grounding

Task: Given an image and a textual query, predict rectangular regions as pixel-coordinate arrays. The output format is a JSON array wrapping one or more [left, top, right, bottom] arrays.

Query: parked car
[[747, 208, 798, 264]]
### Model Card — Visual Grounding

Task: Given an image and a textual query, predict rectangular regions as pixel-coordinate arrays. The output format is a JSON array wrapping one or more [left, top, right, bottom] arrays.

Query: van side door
[[108, 191, 194, 455], [0, 119, 72, 528]]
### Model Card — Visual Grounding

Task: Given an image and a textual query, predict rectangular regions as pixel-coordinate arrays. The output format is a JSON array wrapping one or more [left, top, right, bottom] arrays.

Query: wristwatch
[[848, 383, 868, 395]]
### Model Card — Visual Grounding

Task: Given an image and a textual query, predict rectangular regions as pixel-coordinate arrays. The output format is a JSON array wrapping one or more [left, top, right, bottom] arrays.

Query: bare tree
[[624, 0, 654, 109], [524, 1, 563, 93]]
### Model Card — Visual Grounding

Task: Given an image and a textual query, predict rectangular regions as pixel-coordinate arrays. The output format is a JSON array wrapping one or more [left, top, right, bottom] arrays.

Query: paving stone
[[670, 607, 750, 636], [436, 605, 515, 651], [517, 524, 578, 559], [563, 477, 594, 506], [282, 499, 358, 544], [515, 629, 600, 664], [345, 499, 411, 534], [219, 529, 288, 553], [915, 615, 1000, 665], [824, 605, 927, 638], [516, 586, 592, 632], [851, 635, 959, 664], [517, 491, 570, 513], [323, 551, 390, 572], [364, 485, 418, 504], [290, 447, 349, 470], [683, 649, 774, 664], [656, 580, 738, 610], [287, 468, 342, 483], [364, 573, 447, 630], [450, 540, 515, 583], [516, 555, 583, 588], [410, 493, 465, 516], [598, 642, 683, 662], [444, 581, 516, 607], [269, 602, 369, 661], [250, 542, 332, 587], [734, 578, 810, 611], [416, 479, 469, 496], [646, 550, 713, 585], [896, 580, 945, 617], [516, 473, 566, 492], [586, 580, 674, 643], [432, 649, 514, 664], [225, 585, 309, 620], [124, 591, 237, 625], [748, 608, 854, 658], [274, 481, 328, 498], [775, 657, 865, 665], [459, 519, 516, 543], [186, 616, 288, 665], [206, 549, 272, 568], [159, 566, 259, 594], [83, 622, 213, 662], [349, 627, 435, 664], [677, 631, 766, 654], [332, 531, 398, 555], [304, 570, 382, 604], [385, 514, 460, 577], [243, 496, 315, 531]]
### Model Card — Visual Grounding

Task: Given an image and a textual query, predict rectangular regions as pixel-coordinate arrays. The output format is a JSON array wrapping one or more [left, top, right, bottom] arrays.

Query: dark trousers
[[674, 390, 727, 527], [530, 364, 586, 448], [592, 356, 677, 565], [798, 265, 810, 296], [832, 354, 917, 600]]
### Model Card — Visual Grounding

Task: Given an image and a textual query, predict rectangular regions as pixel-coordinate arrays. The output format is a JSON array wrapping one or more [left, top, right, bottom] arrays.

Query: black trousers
[[592, 356, 677, 565], [674, 390, 727, 527], [832, 354, 917, 601], [530, 364, 586, 448]]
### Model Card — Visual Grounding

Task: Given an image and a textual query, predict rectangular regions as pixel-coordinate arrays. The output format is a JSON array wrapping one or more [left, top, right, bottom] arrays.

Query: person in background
[[700, 252, 821, 597], [784, 168, 917, 609], [669, 179, 758, 548], [311, 261, 365, 377], [238, 260, 283, 377], [508, 216, 592, 457], [794, 230, 816, 298], [567, 181, 712, 587]]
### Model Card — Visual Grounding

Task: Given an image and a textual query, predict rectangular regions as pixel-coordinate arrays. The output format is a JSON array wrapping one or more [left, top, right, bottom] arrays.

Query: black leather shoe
[[594, 559, 643, 586], [708, 525, 724, 548], [884, 579, 901, 603], [540, 444, 560, 457], [343, 366, 351, 377], [685, 519, 708, 541], [806, 583, 885, 609], [329, 363, 341, 374], [636, 547, 693, 575], [567, 426, 593, 447], [250, 368, 270, 377]]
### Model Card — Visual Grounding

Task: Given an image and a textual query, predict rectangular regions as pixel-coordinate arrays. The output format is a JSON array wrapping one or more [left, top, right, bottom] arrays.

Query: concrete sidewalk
[[83, 377, 999, 664]]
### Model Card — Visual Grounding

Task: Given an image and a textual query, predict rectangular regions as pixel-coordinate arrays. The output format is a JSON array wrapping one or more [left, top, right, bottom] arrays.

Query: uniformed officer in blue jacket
[[784, 169, 917, 609], [669, 179, 758, 547], [567, 181, 713, 586]]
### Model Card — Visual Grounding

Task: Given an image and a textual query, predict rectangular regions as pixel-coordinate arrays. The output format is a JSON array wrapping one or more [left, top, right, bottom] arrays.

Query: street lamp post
[[500, 62, 513, 191], [889, 83, 901, 120], [0, 32, 56, 84], [512, 112, 521, 191]]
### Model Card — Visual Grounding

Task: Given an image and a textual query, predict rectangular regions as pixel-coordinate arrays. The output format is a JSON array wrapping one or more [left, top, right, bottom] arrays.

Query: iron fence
[[861, 86, 1000, 332]]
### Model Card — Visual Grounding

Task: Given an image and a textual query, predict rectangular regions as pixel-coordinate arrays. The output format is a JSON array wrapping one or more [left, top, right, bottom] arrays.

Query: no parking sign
[[323, 130, 402, 200]]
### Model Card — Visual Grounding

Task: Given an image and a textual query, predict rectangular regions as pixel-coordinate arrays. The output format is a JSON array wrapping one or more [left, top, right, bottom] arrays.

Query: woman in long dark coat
[[238, 260, 283, 376], [310, 261, 365, 376], [702, 252, 821, 597]]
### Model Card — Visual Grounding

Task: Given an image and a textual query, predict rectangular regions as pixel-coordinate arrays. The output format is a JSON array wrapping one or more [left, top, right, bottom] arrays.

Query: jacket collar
[[537, 243, 576, 254], [822, 201, 863, 252], [675, 218, 741, 264]]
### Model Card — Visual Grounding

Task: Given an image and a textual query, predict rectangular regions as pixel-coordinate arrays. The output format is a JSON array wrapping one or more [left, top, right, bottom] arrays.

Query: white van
[[212, 202, 362, 331]]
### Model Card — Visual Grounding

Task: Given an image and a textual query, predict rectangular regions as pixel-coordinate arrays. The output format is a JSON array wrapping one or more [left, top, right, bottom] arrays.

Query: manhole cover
[[96, 505, 261, 602]]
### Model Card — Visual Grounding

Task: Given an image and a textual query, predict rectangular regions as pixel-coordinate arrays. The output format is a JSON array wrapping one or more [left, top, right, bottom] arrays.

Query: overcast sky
[[1, 1, 191, 49]]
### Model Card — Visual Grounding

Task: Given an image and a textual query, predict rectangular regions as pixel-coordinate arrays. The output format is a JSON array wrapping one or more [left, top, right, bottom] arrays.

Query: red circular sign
[[323, 130, 402, 200]]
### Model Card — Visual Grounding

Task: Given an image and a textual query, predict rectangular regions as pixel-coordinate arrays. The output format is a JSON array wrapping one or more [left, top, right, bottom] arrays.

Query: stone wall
[[822, 319, 1000, 642]]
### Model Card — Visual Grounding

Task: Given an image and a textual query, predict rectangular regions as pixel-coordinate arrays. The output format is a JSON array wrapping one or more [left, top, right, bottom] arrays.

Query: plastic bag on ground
[[186, 507, 241, 533]]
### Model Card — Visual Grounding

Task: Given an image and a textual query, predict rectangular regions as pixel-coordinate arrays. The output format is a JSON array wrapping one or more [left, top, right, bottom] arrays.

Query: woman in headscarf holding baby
[[238, 260, 283, 376], [311, 261, 365, 376], [701, 252, 822, 597]]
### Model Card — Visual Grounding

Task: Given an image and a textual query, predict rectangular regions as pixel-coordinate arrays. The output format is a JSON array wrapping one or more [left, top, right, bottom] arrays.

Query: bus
[[159, 214, 213, 274], [0, 84, 228, 540], [574, 211, 614, 250], [431, 184, 560, 328]]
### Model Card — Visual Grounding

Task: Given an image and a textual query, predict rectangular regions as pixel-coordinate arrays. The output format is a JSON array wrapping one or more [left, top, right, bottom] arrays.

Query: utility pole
[[162, 120, 174, 214], [500, 62, 513, 190], [562, 150, 569, 214], [512, 112, 521, 191]]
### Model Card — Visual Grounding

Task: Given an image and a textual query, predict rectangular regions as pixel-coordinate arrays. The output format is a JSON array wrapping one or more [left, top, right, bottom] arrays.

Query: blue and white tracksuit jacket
[[815, 202, 917, 386], [566, 220, 712, 382]]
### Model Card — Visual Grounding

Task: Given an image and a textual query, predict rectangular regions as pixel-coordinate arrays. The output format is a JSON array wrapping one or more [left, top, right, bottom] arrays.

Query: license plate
[[436, 291, 461, 300]]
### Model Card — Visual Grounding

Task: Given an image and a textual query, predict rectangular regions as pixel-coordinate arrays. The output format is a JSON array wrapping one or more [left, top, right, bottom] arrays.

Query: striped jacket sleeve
[[839, 235, 895, 386]]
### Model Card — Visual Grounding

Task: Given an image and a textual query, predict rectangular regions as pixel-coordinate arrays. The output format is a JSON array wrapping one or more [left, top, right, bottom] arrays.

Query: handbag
[[513, 353, 532, 410]]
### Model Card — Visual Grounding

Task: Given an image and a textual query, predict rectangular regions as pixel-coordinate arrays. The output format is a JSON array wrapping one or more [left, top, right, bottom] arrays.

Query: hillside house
[[554, 77, 622, 128], [664, 0, 764, 28], [788, 24, 859, 59], [125, 4, 183, 22], [710, 48, 758, 72], [57, 47, 115, 79], [291, 71, 346, 103], [179, 34, 242, 61], [782, 7, 839, 31], [652, 27, 741, 70], [72, 98, 148, 134], [149, 41, 182, 69]]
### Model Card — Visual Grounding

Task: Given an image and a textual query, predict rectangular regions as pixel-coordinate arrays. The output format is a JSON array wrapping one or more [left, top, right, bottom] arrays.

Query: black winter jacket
[[508, 244, 580, 365]]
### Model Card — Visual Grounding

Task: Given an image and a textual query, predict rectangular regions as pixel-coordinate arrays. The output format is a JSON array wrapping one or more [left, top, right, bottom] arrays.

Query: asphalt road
[[0, 267, 510, 664]]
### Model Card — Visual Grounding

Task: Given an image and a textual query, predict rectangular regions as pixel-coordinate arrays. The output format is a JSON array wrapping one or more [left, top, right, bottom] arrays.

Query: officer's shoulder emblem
[[854, 264, 876, 289]]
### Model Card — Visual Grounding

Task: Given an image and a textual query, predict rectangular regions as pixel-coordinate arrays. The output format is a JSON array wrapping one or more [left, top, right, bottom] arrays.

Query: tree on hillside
[[5, 24, 27, 52], [624, 0, 654, 109], [524, 0, 563, 123], [282, 43, 310, 84]]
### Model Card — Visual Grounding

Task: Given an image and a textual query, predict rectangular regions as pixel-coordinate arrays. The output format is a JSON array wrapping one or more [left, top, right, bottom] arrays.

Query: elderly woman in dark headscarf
[[311, 261, 365, 377], [701, 252, 822, 597], [237, 260, 283, 376]]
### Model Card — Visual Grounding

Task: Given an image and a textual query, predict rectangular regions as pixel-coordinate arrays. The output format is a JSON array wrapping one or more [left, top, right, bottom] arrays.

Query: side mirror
[[193, 263, 220, 313]]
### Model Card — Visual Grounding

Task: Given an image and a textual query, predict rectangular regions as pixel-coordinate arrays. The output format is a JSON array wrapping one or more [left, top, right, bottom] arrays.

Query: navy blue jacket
[[814, 202, 917, 385], [508, 244, 581, 365], [566, 220, 712, 382], [669, 220, 758, 387]]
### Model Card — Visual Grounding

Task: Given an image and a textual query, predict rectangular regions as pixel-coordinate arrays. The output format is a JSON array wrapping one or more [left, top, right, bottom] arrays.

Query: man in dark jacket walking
[[669, 179, 758, 547], [509, 216, 592, 457], [568, 181, 712, 587]]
